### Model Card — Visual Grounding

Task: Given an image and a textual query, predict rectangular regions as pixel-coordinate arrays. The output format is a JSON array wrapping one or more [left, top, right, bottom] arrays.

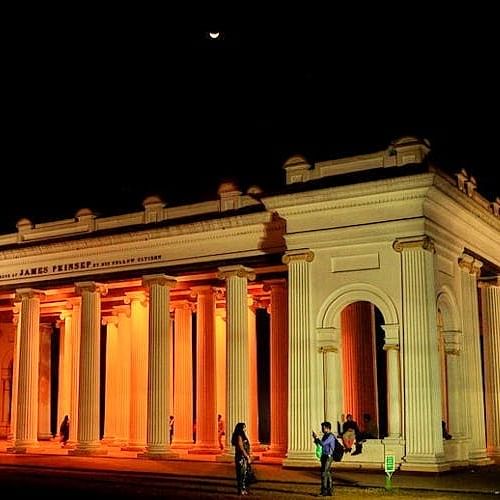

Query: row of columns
[[7, 244, 499, 469], [8, 269, 290, 459]]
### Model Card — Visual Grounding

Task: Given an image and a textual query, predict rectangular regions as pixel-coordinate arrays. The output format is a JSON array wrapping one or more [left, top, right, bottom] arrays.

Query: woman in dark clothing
[[59, 415, 70, 447], [231, 422, 252, 496]]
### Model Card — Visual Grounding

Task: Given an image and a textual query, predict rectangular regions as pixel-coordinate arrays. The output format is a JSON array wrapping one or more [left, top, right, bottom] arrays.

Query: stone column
[[459, 254, 489, 464], [480, 278, 500, 460], [113, 305, 131, 446], [172, 301, 194, 448], [217, 265, 255, 460], [191, 286, 219, 454], [393, 237, 445, 471], [441, 330, 464, 438], [68, 298, 81, 444], [382, 324, 402, 439], [0, 361, 12, 436], [341, 302, 377, 423], [316, 326, 341, 428], [8, 305, 20, 440], [70, 282, 107, 456], [282, 250, 316, 467], [102, 316, 119, 444], [263, 279, 288, 457], [57, 309, 73, 430], [248, 297, 262, 450], [215, 301, 227, 441], [10, 289, 43, 452], [123, 291, 148, 450], [140, 274, 178, 458], [38, 323, 53, 440]]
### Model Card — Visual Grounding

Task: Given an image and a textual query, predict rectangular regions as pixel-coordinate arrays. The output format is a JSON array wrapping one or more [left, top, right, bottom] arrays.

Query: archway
[[317, 283, 400, 440]]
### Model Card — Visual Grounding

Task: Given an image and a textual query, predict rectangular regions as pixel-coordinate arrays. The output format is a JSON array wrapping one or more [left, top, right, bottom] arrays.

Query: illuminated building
[[0, 137, 498, 471]]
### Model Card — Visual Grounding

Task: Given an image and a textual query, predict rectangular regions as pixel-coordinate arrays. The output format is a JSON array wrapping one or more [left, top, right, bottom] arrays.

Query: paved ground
[[0, 440, 498, 498]]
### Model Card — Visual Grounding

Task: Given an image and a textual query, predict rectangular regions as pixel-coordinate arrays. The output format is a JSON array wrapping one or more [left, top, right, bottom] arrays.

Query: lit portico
[[0, 138, 497, 472]]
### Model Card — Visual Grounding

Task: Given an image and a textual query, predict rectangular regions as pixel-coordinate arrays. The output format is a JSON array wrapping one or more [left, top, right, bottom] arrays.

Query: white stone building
[[0, 136, 498, 471]]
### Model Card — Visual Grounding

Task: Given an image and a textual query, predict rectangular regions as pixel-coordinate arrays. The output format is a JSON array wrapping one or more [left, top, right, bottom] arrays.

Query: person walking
[[59, 415, 70, 448], [231, 422, 253, 496], [312, 421, 336, 497]]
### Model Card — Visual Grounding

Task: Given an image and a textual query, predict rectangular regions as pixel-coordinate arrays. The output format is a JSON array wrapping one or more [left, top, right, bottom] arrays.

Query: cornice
[[0, 211, 284, 262], [431, 175, 500, 230], [263, 172, 435, 213]]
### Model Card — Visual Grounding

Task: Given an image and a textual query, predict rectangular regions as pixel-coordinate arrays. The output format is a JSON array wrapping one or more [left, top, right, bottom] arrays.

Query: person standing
[[169, 415, 174, 445], [231, 422, 252, 496], [217, 414, 225, 450], [59, 415, 70, 448], [312, 421, 336, 497]]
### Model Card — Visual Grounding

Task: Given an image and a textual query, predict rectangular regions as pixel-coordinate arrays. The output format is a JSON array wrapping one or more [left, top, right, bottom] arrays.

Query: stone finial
[[283, 154, 312, 184], [142, 195, 165, 209], [455, 168, 468, 192], [492, 197, 500, 217], [75, 208, 96, 222], [218, 181, 242, 211], [246, 185, 263, 195], [465, 176, 477, 197], [16, 218, 33, 232], [389, 136, 431, 166], [142, 195, 165, 224]]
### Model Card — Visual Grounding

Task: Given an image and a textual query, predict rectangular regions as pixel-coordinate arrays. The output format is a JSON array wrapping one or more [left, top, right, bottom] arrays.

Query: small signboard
[[384, 454, 396, 474]]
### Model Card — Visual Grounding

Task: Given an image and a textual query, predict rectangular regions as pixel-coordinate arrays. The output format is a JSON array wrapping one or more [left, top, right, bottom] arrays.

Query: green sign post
[[384, 454, 396, 490]]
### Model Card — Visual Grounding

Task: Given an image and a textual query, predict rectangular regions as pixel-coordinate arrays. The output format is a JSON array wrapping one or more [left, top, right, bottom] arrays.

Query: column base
[[400, 454, 449, 472], [121, 445, 146, 452], [37, 432, 53, 441], [262, 446, 287, 458], [171, 441, 195, 449], [283, 451, 318, 468], [216, 452, 234, 463], [251, 443, 268, 452], [469, 456, 494, 466], [188, 447, 221, 455], [69, 443, 108, 456], [138, 449, 179, 459], [7, 442, 39, 454]]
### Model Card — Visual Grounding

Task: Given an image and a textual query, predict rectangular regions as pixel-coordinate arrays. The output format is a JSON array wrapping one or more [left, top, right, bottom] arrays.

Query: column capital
[[217, 265, 255, 281], [458, 253, 483, 276], [282, 249, 314, 265], [191, 285, 217, 296], [113, 304, 131, 317], [59, 309, 72, 321], [393, 236, 434, 253], [478, 277, 500, 288], [316, 327, 340, 352], [75, 281, 107, 296], [142, 274, 177, 288], [102, 315, 119, 326], [171, 299, 195, 312], [382, 324, 400, 350], [441, 330, 463, 355], [124, 290, 147, 305], [15, 288, 45, 301]]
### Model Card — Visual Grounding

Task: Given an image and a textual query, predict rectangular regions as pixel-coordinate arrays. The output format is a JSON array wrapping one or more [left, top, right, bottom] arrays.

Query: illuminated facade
[[0, 137, 499, 471]]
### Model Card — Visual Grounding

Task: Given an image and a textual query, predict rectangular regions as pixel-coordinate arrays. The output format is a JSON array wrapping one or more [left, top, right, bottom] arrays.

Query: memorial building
[[0, 136, 498, 471]]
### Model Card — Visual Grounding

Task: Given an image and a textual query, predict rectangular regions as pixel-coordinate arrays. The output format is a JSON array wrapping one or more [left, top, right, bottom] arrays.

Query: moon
[[209, 32, 220, 39]]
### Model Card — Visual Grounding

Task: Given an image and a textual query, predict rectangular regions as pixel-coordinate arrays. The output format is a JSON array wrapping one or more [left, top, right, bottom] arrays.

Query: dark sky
[[2, 10, 499, 234]]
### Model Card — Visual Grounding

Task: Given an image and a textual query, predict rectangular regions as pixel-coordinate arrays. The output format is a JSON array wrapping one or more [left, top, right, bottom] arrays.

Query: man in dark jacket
[[312, 421, 336, 496]]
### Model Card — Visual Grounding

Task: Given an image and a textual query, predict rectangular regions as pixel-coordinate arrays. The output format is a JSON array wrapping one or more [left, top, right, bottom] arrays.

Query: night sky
[[2, 11, 499, 233]]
